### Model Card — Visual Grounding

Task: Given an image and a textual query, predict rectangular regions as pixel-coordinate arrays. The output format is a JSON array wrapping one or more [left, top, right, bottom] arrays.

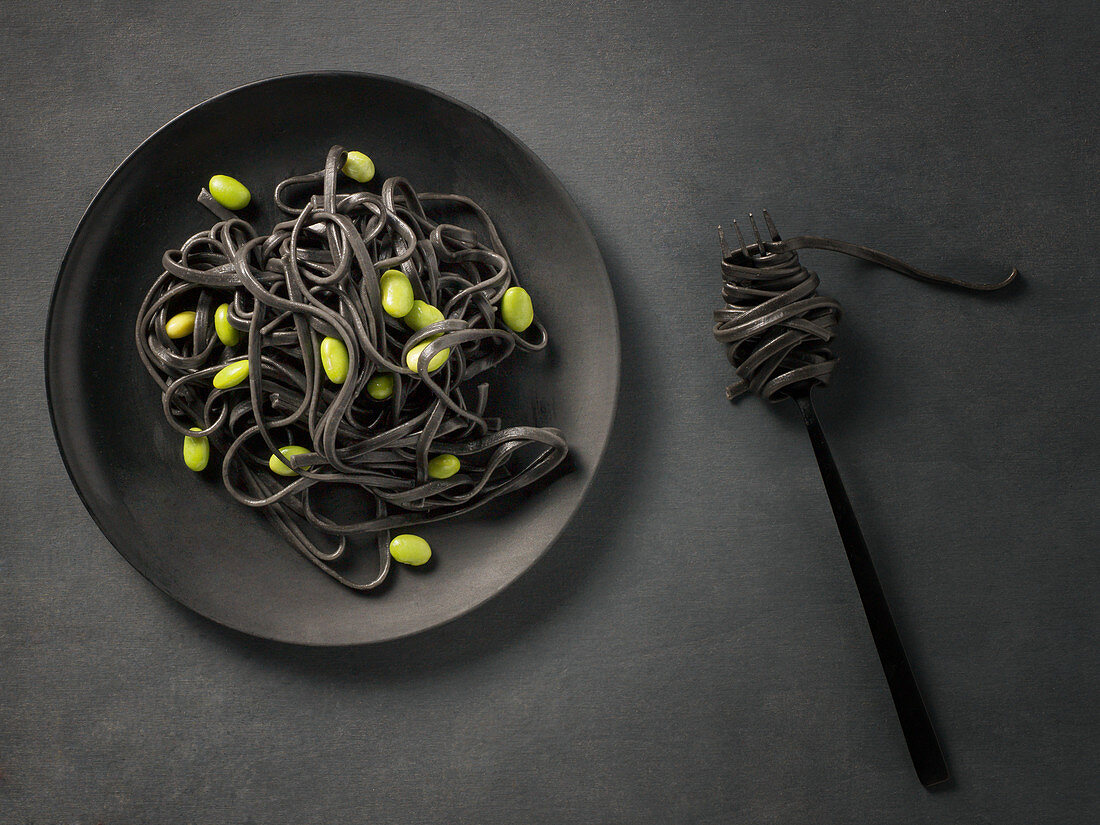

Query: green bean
[[406, 340, 450, 373], [427, 454, 460, 479], [165, 310, 196, 339], [212, 360, 249, 389], [183, 427, 209, 472], [403, 299, 444, 331], [501, 286, 534, 332], [320, 336, 350, 383], [366, 373, 394, 400], [269, 445, 312, 477], [341, 151, 375, 183], [389, 534, 431, 566], [214, 303, 241, 346], [380, 269, 415, 318], [208, 174, 251, 210]]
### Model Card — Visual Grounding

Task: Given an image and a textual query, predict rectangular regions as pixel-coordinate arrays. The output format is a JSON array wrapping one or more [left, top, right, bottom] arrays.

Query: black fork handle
[[794, 390, 950, 787]]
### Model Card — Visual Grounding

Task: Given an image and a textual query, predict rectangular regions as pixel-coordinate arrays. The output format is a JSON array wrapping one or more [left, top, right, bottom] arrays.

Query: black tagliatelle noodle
[[713, 213, 1018, 403], [713, 244, 843, 403], [136, 146, 567, 590]]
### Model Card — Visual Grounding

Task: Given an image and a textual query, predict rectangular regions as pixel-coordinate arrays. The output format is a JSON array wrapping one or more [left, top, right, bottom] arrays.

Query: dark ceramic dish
[[45, 72, 619, 645]]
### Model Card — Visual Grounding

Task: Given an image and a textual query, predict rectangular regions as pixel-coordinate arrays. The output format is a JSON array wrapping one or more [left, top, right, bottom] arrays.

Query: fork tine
[[718, 225, 731, 258], [762, 209, 780, 241], [732, 219, 748, 255], [748, 213, 765, 255]]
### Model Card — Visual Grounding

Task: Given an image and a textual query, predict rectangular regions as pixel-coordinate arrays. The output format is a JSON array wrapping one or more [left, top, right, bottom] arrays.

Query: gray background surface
[[3, 1, 1098, 822]]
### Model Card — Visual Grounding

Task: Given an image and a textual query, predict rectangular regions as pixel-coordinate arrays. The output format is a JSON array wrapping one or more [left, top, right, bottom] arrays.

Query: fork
[[720, 212, 952, 787]]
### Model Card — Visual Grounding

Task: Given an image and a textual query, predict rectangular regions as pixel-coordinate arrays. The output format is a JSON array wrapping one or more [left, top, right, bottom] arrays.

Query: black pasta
[[135, 146, 567, 590], [713, 211, 1018, 403]]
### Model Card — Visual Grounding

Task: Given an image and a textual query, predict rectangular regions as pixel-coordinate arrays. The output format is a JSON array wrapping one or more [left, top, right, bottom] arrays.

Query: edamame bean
[[380, 269, 415, 317], [403, 299, 444, 331], [212, 360, 249, 389], [214, 303, 241, 346], [183, 427, 209, 472], [367, 373, 395, 400], [341, 151, 375, 183], [320, 336, 350, 383], [406, 340, 450, 373], [389, 534, 431, 566], [208, 174, 251, 210], [501, 286, 534, 332], [269, 445, 312, 477], [165, 311, 196, 339], [427, 454, 460, 479]]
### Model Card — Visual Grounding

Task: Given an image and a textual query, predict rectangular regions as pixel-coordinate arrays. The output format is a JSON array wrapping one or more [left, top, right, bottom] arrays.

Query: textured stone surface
[[3, 1, 1097, 822]]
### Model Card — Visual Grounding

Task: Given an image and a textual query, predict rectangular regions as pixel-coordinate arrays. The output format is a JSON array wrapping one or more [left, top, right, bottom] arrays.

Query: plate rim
[[44, 70, 621, 646]]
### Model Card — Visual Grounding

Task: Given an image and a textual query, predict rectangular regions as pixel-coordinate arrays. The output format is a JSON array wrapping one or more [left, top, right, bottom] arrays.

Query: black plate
[[45, 72, 619, 645]]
